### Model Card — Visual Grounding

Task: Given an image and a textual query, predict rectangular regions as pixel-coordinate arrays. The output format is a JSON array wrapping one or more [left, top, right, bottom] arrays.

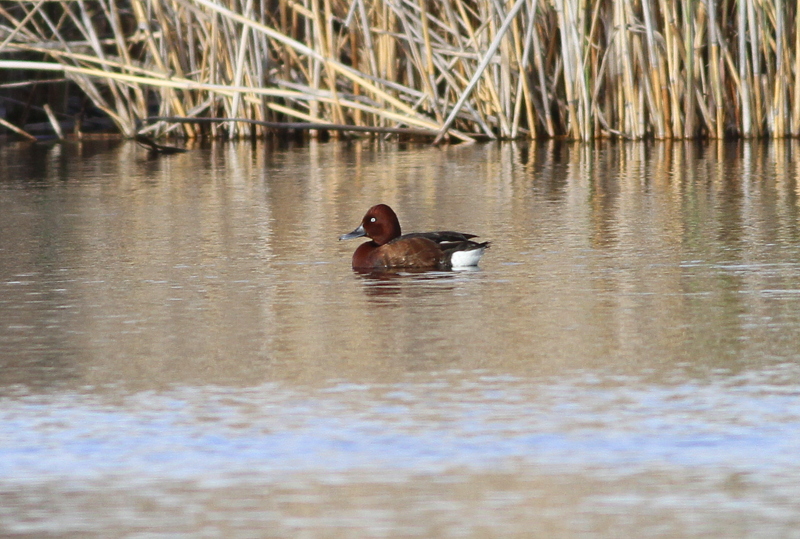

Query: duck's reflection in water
[[353, 267, 481, 301]]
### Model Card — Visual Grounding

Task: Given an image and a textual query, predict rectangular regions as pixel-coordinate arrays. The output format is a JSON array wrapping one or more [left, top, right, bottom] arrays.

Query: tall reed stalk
[[1, 0, 800, 141]]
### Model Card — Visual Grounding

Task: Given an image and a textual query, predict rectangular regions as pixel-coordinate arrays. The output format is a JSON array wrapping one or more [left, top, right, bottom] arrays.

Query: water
[[1, 139, 800, 537]]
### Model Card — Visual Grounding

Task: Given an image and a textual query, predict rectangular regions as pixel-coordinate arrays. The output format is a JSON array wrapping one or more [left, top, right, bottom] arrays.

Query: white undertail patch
[[450, 246, 486, 268]]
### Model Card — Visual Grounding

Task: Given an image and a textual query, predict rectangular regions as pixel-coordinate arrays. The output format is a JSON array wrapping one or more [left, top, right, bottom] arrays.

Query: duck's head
[[339, 204, 401, 246]]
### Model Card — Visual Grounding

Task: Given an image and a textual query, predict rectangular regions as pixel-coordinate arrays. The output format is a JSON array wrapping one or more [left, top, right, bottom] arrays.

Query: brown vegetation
[[0, 0, 799, 141]]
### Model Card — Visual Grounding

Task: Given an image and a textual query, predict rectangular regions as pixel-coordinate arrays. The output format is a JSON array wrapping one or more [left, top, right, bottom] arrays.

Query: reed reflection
[[1, 140, 800, 390]]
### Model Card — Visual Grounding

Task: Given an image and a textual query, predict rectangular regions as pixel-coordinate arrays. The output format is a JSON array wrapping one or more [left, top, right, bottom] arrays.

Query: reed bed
[[1, 0, 800, 141]]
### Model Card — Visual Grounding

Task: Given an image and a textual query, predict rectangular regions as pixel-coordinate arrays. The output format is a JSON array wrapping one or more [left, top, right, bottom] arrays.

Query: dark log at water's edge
[[143, 117, 451, 141], [2, 0, 800, 141]]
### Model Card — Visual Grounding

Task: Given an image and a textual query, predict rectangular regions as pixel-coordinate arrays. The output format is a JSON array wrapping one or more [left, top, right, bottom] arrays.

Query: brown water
[[1, 139, 800, 537]]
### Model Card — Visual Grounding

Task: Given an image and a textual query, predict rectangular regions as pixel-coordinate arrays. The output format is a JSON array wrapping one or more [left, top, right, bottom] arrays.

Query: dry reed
[[1, 0, 800, 141]]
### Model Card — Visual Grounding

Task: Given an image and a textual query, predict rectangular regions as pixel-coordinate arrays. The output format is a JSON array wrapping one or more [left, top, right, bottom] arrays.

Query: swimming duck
[[339, 204, 489, 270]]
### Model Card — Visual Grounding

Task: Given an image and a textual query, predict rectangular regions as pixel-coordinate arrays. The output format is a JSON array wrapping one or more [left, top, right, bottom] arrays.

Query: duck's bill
[[339, 224, 366, 241]]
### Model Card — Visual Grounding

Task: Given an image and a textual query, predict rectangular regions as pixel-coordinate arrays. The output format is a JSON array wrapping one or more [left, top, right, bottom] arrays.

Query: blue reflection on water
[[1, 370, 800, 485]]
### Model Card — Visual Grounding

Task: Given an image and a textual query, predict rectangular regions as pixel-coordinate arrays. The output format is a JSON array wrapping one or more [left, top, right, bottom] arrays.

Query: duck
[[339, 204, 489, 270]]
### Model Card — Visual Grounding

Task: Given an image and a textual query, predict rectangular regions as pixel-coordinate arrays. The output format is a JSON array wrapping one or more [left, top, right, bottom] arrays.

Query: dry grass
[[0, 0, 799, 141]]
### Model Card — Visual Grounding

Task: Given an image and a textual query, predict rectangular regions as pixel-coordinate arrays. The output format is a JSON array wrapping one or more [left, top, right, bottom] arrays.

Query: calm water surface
[[1, 139, 800, 537]]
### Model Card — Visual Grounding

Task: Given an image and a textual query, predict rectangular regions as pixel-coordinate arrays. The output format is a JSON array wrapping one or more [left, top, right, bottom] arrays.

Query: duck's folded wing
[[395, 231, 478, 245]]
